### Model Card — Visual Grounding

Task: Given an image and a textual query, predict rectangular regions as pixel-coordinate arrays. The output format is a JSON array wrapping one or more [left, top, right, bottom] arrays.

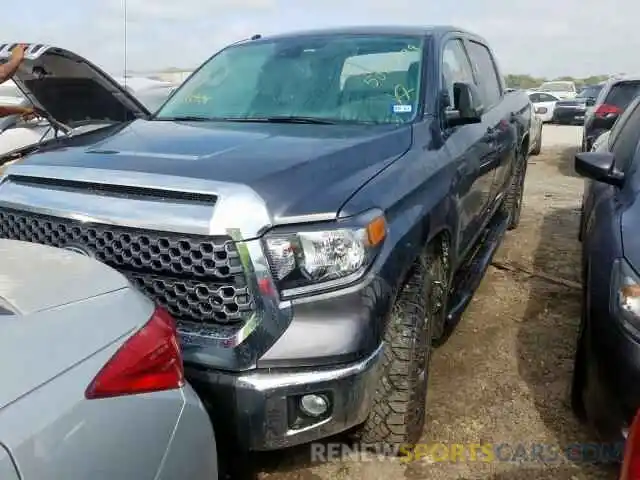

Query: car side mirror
[[445, 82, 483, 127], [585, 98, 595, 106], [574, 151, 624, 187]]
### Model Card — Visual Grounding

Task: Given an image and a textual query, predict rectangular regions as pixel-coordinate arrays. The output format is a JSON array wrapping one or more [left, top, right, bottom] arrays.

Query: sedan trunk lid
[[0, 240, 153, 410], [0, 43, 150, 126]]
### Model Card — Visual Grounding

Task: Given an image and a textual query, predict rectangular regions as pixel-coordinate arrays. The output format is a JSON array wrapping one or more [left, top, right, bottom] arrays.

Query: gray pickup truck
[[0, 28, 531, 452]]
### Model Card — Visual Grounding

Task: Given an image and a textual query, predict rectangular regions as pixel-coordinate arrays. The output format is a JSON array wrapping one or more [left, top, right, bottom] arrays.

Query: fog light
[[300, 394, 329, 417]]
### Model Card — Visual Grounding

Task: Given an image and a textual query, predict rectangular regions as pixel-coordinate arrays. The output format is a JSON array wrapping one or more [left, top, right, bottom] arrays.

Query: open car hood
[[0, 43, 150, 126]]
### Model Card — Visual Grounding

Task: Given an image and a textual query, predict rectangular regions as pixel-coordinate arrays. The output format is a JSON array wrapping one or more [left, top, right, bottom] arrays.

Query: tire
[[578, 204, 584, 242], [429, 241, 451, 344], [571, 262, 589, 421], [503, 149, 527, 230], [571, 327, 588, 421], [355, 243, 438, 450], [530, 129, 542, 156]]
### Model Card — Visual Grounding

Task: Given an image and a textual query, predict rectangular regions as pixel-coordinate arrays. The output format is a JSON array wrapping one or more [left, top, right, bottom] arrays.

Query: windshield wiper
[[155, 116, 212, 122], [223, 116, 337, 125]]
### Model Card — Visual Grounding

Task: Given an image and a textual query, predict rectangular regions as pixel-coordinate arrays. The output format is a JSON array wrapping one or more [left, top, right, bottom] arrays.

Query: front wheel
[[355, 243, 438, 450]]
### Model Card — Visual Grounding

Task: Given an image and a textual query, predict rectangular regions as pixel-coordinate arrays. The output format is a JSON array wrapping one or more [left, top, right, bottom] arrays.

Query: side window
[[610, 100, 640, 173], [529, 93, 541, 103], [539, 93, 558, 102], [465, 41, 502, 109], [441, 39, 475, 110]]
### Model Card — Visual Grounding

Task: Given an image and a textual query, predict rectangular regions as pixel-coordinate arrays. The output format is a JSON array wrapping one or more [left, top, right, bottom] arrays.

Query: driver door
[[441, 37, 496, 255]]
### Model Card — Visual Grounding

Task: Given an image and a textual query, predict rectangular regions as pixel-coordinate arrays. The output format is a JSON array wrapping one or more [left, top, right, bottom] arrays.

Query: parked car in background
[[0, 31, 532, 452], [135, 84, 177, 111], [552, 83, 605, 125], [538, 80, 578, 99], [528, 91, 559, 122], [583, 75, 640, 151], [113, 77, 178, 111], [0, 240, 218, 480], [572, 93, 640, 452]]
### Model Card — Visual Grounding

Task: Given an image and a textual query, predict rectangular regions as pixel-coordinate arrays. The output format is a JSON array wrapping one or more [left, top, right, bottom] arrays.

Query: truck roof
[[254, 25, 488, 44]]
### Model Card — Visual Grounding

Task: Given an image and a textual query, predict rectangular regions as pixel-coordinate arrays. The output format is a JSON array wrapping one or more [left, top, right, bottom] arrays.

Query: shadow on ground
[[459, 465, 617, 479], [550, 145, 581, 178], [216, 431, 351, 479], [516, 148, 617, 478]]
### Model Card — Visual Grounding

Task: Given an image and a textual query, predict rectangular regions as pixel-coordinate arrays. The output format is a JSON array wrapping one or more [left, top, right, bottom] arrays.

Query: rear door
[[464, 39, 515, 209]]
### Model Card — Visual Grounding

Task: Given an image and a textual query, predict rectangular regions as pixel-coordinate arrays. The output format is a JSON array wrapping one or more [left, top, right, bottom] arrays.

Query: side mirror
[[445, 82, 483, 127], [574, 151, 624, 187]]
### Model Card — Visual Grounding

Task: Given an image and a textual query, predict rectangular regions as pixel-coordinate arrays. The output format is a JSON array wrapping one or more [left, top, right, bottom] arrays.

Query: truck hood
[[0, 43, 150, 126], [0, 240, 151, 410], [12, 119, 412, 224]]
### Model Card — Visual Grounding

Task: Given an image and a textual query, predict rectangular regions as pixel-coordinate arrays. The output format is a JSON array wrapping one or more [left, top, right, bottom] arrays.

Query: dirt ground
[[220, 132, 620, 479]]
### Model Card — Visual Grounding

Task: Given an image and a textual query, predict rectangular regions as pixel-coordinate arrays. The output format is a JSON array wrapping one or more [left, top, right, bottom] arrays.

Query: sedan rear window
[[605, 81, 640, 109]]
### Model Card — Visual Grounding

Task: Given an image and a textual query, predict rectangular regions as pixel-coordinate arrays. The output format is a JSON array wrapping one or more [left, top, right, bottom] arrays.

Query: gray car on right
[[583, 75, 640, 152]]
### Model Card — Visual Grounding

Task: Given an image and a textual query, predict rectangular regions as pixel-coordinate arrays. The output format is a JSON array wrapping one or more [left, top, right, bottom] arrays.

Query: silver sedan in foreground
[[0, 240, 217, 480]]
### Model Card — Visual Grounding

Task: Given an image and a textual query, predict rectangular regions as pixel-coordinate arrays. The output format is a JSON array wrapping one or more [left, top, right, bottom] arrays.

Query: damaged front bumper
[[187, 342, 384, 450]]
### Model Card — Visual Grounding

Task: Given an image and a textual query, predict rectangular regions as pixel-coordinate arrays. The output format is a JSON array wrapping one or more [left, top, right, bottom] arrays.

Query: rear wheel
[[355, 243, 440, 451], [503, 149, 527, 230], [530, 129, 542, 155]]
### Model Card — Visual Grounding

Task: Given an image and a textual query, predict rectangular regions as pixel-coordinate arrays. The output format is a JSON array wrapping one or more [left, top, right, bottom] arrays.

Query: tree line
[[505, 74, 613, 89]]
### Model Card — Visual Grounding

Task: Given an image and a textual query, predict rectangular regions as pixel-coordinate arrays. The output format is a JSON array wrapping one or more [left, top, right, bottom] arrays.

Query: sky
[[4, 0, 633, 79]]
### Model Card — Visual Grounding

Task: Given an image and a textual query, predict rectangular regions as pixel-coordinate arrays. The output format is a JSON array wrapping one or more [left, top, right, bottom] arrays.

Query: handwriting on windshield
[[363, 72, 386, 88], [394, 84, 414, 104], [184, 94, 211, 104]]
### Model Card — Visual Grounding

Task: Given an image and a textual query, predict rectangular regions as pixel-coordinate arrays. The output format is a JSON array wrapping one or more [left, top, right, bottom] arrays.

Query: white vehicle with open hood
[[0, 43, 152, 170]]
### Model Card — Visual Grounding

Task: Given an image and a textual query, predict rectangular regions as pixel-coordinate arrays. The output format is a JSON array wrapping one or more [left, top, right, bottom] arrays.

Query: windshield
[[539, 82, 575, 92], [155, 34, 425, 125]]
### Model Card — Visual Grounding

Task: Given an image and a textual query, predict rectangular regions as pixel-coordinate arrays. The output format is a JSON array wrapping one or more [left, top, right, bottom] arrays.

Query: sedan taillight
[[594, 104, 622, 118], [85, 306, 184, 399]]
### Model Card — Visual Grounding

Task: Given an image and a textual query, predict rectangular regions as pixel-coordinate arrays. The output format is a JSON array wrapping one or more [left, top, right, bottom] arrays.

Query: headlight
[[612, 258, 640, 333], [262, 211, 386, 297]]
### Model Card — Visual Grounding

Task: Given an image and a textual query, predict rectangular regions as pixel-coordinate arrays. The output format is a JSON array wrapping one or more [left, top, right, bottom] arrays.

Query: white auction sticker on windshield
[[393, 104, 412, 113]]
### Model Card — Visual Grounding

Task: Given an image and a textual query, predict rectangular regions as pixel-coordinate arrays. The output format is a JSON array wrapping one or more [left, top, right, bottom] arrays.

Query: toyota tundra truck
[[0, 27, 531, 451]]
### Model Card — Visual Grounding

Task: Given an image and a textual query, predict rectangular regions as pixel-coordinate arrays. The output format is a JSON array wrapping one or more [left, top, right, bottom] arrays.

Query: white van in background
[[538, 80, 578, 99]]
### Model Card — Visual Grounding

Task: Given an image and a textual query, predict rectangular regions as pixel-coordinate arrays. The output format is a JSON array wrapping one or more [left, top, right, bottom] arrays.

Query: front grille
[[0, 208, 255, 325]]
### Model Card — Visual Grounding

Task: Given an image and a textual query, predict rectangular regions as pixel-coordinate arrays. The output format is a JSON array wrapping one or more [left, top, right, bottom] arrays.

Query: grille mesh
[[0, 208, 254, 324]]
